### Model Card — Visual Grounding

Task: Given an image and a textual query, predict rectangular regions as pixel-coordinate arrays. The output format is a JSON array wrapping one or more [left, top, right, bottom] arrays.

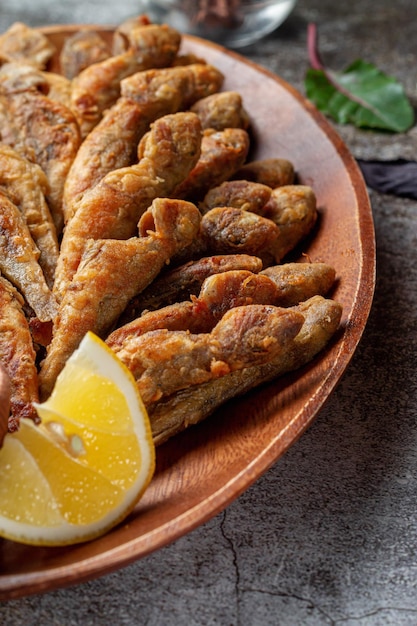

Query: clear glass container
[[137, 0, 297, 48]]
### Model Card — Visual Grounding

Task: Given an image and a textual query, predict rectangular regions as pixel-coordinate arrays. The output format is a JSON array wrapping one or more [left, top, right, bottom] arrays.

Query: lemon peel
[[0, 331, 155, 546]]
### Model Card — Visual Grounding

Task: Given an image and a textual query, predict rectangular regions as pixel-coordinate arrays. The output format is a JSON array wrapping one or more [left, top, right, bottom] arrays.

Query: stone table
[[0, 1, 416, 624]]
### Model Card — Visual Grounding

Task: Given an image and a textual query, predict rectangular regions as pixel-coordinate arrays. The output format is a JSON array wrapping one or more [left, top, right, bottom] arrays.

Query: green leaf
[[305, 25, 414, 133], [305, 62, 414, 132]]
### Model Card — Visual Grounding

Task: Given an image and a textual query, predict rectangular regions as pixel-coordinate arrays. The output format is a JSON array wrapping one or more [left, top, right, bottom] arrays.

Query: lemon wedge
[[0, 331, 155, 546]]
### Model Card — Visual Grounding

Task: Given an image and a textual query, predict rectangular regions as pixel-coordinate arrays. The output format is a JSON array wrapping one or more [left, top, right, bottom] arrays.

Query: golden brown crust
[[0, 22, 55, 69], [0, 145, 59, 288], [149, 296, 342, 445], [114, 305, 304, 404], [70, 24, 182, 137], [40, 198, 201, 399], [200, 179, 272, 214], [262, 185, 318, 262], [107, 269, 280, 350], [232, 157, 295, 188], [260, 262, 336, 307], [0, 191, 57, 322], [0, 276, 40, 431], [171, 127, 250, 202], [120, 254, 263, 320], [190, 91, 250, 130], [59, 30, 111, 79], [54, 111, 202, 300], [120, 63, 224, 109], [1, 90, 81, 233]]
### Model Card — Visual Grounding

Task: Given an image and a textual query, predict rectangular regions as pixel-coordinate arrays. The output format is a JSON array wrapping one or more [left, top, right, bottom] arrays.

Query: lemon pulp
[[0, 332, 155, 546]]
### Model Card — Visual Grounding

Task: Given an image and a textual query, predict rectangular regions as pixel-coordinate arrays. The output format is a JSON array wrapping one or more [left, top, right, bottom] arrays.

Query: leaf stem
[[307, 23, 324, 71]]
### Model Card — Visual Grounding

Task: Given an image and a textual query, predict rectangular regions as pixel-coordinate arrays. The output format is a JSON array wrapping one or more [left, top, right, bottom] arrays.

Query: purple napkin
[[357, 159, 417, 200]]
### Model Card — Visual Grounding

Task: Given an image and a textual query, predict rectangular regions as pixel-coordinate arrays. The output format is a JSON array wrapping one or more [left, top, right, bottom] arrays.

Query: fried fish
[[107, 269, 281, 349], [0, 191, 57, 322], [148, 295, 342, 444], [120, 253, 263, 320], [113, 304, 305, 405], [63, 63, 223, 222], [70, 24, 182, 137], [40, 198, 201, 399], [0, 276, 40, 432], [54, 111, 203, 300], [0, 144, 59, 287]]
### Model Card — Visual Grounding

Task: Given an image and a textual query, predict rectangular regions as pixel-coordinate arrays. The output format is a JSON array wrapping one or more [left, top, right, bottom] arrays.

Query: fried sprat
[[232, 157, 295, 188], [149, 296, 342, 444], [120, 254, 263, 320], [0, 145, 59, 288], [63, 63, 223, 222], [40, 198, 201, 399], [0, 277, 40, 431], [171, 127, 250, 202], [200, 179, 272, 214], [107, 269, 281, 350], [60, 30, 111, 79], [70, 24, 182, 137], [54, 111, 203, 299], [0, 22, 55, 68], [0, 18, 344, 447], [262, 185, 318, 262], [190, 91, 250, 130], [0, 89, 81, 233], [0, 192, 57, 322], [113, 304, 304, 405]]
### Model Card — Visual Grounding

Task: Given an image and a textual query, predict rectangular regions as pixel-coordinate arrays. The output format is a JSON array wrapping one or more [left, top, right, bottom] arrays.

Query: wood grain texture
[[0, 26, 375, 600]]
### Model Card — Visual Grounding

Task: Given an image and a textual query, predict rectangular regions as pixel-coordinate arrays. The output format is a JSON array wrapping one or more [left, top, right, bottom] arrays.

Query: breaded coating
[[201, 207, 279, 256], [190, 91, 250, 130], [149, 295, 342, 444], [0, 89, 81, 233], [0, 61, 50, 92], [0, 22, 55, 68], [70, 24, 182, 137], [113, 304, 304, 405], [200, 179, 272, 214], [232, 157, 295, 188], [40, 71, 72, 108], [0, 94, 20, 148], [0, 276, 39, 432], [262, 185, 318, 262], [120, 253, 263, 320], [54, 111, 202, 300], [172, 206, 280, 265], [0, 61, 71, 108], [40, 198, 201, 400], [0, 191, 57, 322], [107, 269, 280, 349], [260, 262, 336, 307], [170, 53, 208, 67], [60, 30, 111, 79], [120, 63, 224, 108], [112, 15, 152, 54], [63, 98, 149, 221], [63, 63, 223, 221], [171, 127, 250, 201], [0, 145, 59, 287]]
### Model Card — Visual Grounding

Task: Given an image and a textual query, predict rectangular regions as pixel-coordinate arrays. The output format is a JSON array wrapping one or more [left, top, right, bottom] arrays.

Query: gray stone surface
[[1, 0, 417, 623]]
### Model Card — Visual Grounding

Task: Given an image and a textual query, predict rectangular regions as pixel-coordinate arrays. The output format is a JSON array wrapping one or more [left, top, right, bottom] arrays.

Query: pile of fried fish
[[0, 17, 342, 445]]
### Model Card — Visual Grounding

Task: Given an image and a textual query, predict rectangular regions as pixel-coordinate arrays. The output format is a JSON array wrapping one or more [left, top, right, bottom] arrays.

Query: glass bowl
[[137, 0, 298, 48]]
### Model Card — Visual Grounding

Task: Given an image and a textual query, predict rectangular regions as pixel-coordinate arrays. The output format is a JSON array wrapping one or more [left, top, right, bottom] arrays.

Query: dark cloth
[[357, 158, 417, 200]]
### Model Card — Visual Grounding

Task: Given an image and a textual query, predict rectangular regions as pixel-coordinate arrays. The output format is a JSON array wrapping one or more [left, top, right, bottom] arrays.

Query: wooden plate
[[0, 25, 375, 600]]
